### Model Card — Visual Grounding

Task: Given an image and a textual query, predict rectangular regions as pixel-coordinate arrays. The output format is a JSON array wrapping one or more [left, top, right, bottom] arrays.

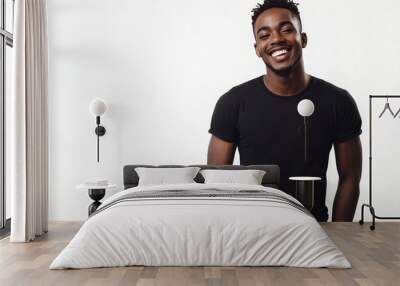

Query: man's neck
[[264, 64, 310, 97]]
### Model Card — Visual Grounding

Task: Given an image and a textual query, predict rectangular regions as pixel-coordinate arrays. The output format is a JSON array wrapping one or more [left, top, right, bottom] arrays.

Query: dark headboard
[[123, 165, 280, 190]]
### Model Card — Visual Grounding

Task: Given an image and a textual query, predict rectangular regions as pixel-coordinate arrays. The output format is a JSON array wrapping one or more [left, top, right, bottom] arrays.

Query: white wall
[[47, 0, 400, 221]]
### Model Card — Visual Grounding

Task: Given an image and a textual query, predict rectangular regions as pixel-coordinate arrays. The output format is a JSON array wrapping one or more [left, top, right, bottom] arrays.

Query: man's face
[[254, 8, 307, 76]]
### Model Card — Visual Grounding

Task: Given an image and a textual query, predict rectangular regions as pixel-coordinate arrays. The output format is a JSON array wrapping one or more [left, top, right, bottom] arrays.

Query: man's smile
[[268, 47, 292, 62]]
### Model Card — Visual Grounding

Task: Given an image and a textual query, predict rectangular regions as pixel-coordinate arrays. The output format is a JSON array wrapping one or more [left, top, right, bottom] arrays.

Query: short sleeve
[[208, 90, 239, 143], [334, 91, 362, 143]]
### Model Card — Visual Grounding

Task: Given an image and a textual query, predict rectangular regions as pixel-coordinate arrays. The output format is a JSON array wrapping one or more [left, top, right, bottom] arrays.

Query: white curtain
[[10, 0, 48, 242]]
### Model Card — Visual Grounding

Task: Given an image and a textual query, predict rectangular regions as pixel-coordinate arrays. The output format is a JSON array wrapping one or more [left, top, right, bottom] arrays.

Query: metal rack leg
[[359, 204, 376, 230], [359, 204, 365, 225], [359, 203, 400, 230], [370, 207, 376, 231]]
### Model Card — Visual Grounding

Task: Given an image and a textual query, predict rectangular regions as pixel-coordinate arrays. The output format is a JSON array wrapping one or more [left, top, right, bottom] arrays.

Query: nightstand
[[76, 183, 117, 216]]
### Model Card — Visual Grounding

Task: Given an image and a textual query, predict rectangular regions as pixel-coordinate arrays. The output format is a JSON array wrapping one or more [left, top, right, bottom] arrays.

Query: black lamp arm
[[94, 116, 106, 162], [304, 117, 308, 163]]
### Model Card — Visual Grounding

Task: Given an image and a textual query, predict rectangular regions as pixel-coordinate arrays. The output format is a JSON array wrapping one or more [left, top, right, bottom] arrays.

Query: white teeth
[[271, 49, 288, 57]]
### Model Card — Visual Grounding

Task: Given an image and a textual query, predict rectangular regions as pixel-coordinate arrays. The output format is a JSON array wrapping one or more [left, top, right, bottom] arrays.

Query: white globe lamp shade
[[297, 99, 315, 117], [89, 98, 107, 116]]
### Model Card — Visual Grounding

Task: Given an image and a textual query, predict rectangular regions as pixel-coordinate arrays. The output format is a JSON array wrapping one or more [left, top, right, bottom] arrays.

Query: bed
[[50, 165, 351, 269]]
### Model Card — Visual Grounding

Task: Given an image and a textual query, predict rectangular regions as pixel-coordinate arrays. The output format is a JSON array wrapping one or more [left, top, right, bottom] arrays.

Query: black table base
[[88, 189, 105, 216], [291, 180, 316, 212]]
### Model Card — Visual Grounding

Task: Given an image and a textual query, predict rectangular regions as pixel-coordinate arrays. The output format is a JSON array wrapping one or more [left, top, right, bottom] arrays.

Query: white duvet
[[50, 183, 351, 269]]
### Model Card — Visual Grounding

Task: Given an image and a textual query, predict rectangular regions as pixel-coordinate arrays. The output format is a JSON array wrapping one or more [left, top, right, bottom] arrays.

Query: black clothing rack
[[359, 95, 400, 230]]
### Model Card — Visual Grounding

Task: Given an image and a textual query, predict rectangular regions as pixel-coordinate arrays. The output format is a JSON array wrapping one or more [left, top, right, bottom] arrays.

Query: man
[[207, 0, 362, 222]]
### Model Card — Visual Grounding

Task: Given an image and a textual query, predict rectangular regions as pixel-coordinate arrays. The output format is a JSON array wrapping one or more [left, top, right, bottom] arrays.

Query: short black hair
[[251, 0, 302, 32]]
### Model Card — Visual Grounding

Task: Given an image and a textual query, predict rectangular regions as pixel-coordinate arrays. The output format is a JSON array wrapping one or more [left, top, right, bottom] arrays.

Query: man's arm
[[207, 135, 236, 165], [332, 136, 362, 221]]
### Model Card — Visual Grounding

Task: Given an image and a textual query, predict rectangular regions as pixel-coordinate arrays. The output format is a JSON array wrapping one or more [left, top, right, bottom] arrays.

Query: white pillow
[[200, 169, 266, 185], [135, 167, 201, 186]]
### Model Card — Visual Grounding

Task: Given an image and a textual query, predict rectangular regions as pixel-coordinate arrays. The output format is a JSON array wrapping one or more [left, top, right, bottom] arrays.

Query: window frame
[[0, 0, 14, 232]]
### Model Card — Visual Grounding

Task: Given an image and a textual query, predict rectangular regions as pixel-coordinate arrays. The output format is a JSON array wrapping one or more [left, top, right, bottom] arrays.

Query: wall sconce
[[89, 98, 107, 162], [297, 99, 315, 163]]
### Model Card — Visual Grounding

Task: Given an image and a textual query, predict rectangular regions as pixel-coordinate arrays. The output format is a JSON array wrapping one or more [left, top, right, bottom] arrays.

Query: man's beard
[[265, 53, 302, 77]]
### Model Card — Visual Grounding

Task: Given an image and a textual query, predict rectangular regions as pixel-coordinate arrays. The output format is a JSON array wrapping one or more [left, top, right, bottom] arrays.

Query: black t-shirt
[[208, 75, 362, 221]]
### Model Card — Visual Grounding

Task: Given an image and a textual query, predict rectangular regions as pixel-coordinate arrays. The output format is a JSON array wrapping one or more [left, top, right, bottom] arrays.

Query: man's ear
[[254, 43, 261, 57], [301, 32, 308, 48]]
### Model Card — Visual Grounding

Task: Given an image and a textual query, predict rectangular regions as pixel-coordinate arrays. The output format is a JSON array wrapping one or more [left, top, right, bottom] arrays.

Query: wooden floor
[[0, 222, 399, 286]]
